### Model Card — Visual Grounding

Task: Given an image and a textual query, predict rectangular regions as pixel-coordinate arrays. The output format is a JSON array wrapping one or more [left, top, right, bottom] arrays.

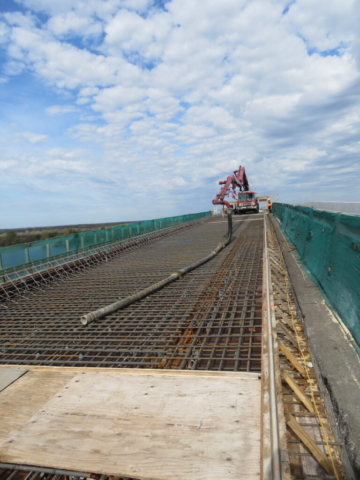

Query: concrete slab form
[[0, 367, 261, 480], [0, 213, 354, 480]]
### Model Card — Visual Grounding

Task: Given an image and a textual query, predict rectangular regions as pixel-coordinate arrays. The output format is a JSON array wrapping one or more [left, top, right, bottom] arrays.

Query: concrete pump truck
[[212, 165, 259, 214]]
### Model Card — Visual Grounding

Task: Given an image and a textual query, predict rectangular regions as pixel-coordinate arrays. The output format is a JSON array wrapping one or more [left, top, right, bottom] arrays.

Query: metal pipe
[[80, 215, 232, 326]]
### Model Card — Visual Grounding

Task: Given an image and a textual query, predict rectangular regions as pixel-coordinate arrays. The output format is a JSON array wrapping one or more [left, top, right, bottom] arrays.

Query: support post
[[0, 254, 3, 284]]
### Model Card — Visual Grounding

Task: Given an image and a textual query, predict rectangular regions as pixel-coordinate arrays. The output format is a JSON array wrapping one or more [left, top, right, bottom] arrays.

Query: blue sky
[[0, 0, 359, 228]]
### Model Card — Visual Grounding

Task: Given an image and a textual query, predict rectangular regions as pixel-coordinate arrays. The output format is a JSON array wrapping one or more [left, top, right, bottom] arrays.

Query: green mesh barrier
[[273, 203, 360, 348], [0, 211, 211, 276]]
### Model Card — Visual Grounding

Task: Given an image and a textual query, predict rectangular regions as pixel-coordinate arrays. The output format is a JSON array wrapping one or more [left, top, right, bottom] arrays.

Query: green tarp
[[273, 203, 360, 348]]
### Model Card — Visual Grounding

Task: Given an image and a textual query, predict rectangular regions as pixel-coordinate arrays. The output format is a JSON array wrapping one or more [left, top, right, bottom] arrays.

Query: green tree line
[[0, 229, 77, 248]]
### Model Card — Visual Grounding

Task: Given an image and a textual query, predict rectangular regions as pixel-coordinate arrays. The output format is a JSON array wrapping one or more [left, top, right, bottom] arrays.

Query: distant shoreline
[[0, 221, 143, 248], [0, 221, 141, 235]]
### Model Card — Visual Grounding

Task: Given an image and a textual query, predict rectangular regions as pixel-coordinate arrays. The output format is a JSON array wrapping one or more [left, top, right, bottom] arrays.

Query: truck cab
[[235, 191, 259, 214]]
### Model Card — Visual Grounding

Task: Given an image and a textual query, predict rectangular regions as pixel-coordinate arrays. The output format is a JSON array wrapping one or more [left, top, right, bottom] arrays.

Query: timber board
[[0, 368, 261, 480], [0, 367, 27, 393]]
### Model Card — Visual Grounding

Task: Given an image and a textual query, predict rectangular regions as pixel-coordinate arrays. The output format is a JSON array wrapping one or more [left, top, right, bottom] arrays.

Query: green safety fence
[[273, 203, 360, 348], [0, 211, 212, 276]]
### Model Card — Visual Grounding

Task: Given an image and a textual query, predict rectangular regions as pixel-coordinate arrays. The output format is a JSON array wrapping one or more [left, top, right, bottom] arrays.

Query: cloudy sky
[[0, 0, 359, 227]]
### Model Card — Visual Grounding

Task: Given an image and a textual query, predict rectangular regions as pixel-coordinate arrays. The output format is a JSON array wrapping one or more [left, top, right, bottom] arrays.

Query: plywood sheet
[[0, 370, 75, 445], [0, 367, 27, 392], [0, 369, 261, 480]]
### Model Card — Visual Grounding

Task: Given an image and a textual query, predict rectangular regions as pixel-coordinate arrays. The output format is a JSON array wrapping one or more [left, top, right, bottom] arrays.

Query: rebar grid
[[0, 216, 212, 306], [0, 468, 137, 480], [0, 217, 263, 372], [0, 215, 264, 480]]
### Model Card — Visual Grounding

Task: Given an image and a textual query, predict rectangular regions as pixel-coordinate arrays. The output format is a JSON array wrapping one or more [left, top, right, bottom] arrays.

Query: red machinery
[[212, 165, 259, 214]]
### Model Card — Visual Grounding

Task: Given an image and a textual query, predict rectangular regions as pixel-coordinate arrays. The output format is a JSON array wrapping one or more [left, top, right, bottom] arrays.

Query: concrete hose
[[80, 215, 232, 326]]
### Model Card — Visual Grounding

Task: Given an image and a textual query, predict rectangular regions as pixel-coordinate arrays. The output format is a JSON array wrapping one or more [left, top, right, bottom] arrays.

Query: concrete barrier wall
[[273, 203, 360, 348]]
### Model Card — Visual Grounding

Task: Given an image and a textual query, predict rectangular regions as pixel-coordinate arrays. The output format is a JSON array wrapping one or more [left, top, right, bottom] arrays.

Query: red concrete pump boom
[[212, 166, 250, 209]]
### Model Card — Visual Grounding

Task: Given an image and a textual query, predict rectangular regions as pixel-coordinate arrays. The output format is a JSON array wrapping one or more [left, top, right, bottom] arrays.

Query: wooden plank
[[285, 414, 334, 476], [0, 371, 261, 480], [274, 306, 291, 324], [279, 341, 304, 375], [277, 322, 298, 347], [0, 370, 75, 446], [282, 371, 314, 413], [0, 368, 27, 392]]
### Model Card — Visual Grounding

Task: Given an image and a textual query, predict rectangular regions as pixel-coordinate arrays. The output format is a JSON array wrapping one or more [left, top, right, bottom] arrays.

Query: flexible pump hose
[[80, 214, 233, 325]]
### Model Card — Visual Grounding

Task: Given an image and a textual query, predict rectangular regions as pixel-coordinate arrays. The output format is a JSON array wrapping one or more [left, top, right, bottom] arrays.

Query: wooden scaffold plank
[[0, 369, 261, 480]]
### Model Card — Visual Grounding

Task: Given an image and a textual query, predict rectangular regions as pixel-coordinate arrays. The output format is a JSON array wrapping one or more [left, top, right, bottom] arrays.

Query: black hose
[[80, 215, 233, 325], [226, 212, 233, 242]]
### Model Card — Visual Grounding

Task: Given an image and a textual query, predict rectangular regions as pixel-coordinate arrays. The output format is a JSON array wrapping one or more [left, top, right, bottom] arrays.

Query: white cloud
[[3, 11, 37, 29], [93, 84, 147, 111], [79, 87, 100, 96], [0, 19, 10, 44], [46, 147, 91, 158], [46, 105, 78, 115], [13, 0, 154, 21], [7, 26, 141, 89], [40, 158, 89, 174], [15, 131, 49, 143], [47, 12, 102, 38], [285, 0, 356, 52], [1, 0, 360, 227], [103, 9, 172, 60], [0, 159, 19, 170], [4, 60, 25, 75]]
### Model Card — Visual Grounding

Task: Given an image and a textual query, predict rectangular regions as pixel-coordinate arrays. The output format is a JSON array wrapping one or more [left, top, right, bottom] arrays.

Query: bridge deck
[[0, 216, 263, 372], [0, 214, 349, 480]]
